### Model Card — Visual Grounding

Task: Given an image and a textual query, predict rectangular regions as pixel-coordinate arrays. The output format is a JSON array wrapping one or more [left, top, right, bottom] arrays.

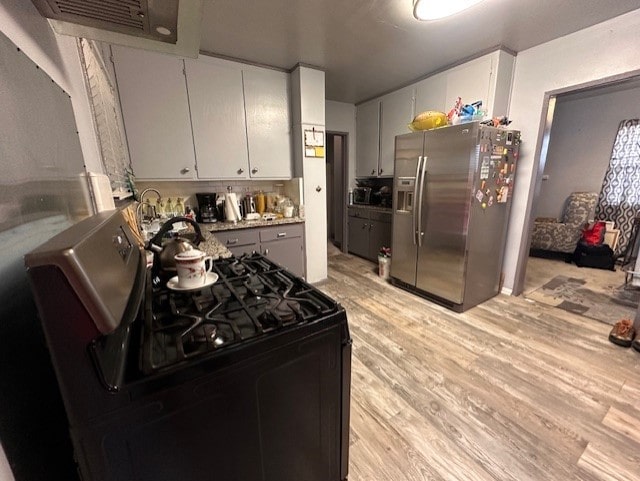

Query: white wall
[[535, 85, 640, 219], [325, 100, 357, 188], [504, 9, 640, 292], [0, 0, 101, 172]]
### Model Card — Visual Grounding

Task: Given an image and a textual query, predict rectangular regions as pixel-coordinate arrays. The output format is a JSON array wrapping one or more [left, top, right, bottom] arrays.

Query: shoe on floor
[[608, 319, 635, 347]]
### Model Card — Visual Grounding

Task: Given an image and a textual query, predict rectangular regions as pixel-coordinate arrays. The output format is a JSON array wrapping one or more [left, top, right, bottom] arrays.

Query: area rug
[[525, 275, 640, 326]]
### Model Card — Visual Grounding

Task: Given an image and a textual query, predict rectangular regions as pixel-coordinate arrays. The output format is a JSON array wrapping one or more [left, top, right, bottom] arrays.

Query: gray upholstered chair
[[530, 192, 599, 254]]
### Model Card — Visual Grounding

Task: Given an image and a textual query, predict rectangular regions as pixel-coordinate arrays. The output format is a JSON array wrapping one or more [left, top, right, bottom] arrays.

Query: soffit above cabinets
[[31, 0, 203, 58]]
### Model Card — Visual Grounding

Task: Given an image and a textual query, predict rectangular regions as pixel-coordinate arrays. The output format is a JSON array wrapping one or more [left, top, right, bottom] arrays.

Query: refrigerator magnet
[[497, 186, 508, 203], [476, 190, 484, 202], [488, 196, 494, 207]]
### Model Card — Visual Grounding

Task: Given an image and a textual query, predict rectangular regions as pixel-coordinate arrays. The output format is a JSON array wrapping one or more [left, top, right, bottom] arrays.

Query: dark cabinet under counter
[[214, 223, 305, 278], [347, 206, 391, 262]]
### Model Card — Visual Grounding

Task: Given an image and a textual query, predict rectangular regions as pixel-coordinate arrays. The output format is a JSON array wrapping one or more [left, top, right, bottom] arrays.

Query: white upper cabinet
[[379, 86, 414, 177], [415, 50, 514, 118], [444, 55, 493, 114], [356, 99, 380, 177], [414, 71, 447, 114], [358, 50, 516, 178], [113, 47, 293, 181], [184, 57, 249, 179], [243, 67, 292, 178], [356, 88, 414, 178], [112, 45, 196, 180]]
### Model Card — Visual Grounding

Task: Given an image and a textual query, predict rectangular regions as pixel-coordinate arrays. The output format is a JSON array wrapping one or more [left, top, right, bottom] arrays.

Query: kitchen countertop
[[199, 230, 233, 259], [200, 216, 305, 233], [347, 204, 392, 213]]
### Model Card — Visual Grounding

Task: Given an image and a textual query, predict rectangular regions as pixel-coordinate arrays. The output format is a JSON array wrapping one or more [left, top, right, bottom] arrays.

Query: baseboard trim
[[501, 286, 513, 296]]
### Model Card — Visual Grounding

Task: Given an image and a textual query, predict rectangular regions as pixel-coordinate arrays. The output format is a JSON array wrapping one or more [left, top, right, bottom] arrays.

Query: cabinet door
[[414, 72, 447, 120], [444, 56, 492, 113], [262, 238, 304, 277], [214, 230, 259, 256], [112, 46, 196, 180], [356, 100, 380, 177], [379, 87, 414, 177], [348, 217, 370, 259], [368, 219, 392, 261], [243, 68, 292, 179], [185, 57, 250, 179]]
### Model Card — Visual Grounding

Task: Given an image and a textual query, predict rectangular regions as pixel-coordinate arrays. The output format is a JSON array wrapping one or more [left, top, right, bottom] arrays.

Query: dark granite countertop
[[200, 217, 305, 233], [347, 204, 392, 213]]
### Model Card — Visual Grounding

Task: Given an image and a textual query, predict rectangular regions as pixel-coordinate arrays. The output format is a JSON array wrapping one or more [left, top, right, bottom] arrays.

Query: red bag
[[581, 221, 606, 246]]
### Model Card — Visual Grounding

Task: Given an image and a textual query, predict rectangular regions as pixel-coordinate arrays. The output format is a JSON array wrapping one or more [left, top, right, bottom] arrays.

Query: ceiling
[[198, 0, 640, 104]]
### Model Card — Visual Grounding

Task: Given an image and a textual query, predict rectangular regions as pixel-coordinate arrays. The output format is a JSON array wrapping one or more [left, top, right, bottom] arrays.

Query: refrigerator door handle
[[412, 156, 423, 245], [417, 156, 428, 247]]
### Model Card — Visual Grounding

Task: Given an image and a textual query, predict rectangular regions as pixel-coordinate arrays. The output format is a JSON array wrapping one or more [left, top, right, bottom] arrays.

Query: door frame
[[511, 68, 640, 296], [326, 130, 350, 254]]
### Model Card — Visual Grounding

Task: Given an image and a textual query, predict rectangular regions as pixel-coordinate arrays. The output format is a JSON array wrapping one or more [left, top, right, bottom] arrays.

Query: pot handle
[[146, 216, 204, 250]]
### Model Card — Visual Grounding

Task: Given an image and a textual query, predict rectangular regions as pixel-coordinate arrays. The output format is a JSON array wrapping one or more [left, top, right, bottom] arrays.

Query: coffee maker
[[196, 193, 218, 223]]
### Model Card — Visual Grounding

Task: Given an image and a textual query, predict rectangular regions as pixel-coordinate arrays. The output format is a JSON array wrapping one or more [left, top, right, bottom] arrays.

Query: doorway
[[326, 132, 349, 253], [518, 75, 640, 323]]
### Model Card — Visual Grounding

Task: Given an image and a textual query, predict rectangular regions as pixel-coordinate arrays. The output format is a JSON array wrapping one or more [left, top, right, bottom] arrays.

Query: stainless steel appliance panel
[[391, 132, 424, 286], [463, 130, 519, 309], [415, 123, 478, 303]]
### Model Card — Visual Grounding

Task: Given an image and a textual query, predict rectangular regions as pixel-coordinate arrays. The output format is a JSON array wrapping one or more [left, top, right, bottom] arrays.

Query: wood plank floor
[[320, 251, 640, 481]]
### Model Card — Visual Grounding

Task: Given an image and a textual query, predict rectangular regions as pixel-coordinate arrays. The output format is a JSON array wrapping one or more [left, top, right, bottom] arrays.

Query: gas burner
[[185, 323, 217, 343], [141, 253, 339, 374], [259, 298, 301, 327]]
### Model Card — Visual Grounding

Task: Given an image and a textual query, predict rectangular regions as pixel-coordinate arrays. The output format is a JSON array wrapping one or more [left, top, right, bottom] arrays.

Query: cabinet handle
[[316, 185, 322, 192], [238, 168, 244, 175], [361, 223, 368, 229], [252, 167, 258, 174], [379, 168, 383, 175], [227, 239, 238, 245], [264, 248, 269, 255], [277, 232, 286, 238], [369, 224, 373, 231], [181, 167, 190, 174], [371, 169, 375, 175]]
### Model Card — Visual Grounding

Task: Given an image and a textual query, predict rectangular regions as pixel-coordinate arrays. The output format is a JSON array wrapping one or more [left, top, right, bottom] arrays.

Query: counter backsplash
[[135, 179, 302, 210]]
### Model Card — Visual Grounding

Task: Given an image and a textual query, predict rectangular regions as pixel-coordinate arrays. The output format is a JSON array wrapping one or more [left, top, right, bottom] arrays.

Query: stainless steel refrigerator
[[391, 122, 521, 312]]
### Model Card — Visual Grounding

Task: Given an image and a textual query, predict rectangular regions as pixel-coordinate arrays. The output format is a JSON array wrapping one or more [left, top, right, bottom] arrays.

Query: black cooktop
[[141, 254, 339, 374]]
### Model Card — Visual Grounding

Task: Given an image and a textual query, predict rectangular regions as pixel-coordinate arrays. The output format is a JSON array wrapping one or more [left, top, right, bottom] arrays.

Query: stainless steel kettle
[[147, 216, 204, 274]]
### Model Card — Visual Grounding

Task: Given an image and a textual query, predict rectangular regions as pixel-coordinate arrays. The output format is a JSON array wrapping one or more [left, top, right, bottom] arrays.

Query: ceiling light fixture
[[413, 0, 485, 20]]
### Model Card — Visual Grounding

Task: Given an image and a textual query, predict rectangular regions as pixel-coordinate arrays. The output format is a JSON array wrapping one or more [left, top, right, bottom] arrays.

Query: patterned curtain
[[595, 119, 640, 256]]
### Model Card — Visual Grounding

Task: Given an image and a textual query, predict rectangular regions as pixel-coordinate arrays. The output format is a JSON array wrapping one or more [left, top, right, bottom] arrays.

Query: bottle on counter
[[265, 192, 277, 212], [174, 197, 185, 217], [165, 198, 174, 218], [256, 191, 266, 214], [157, 198, 166, 218]]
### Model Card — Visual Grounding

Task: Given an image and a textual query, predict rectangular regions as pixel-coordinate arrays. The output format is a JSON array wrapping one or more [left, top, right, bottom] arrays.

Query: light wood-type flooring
[[524, 256, 629, 297], [320, 250, 640, 481]]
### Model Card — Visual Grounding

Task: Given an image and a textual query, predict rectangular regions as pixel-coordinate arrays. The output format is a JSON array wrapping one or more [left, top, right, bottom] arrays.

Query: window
[[602, 119, 640, 205], [78, 38, 132, 198]]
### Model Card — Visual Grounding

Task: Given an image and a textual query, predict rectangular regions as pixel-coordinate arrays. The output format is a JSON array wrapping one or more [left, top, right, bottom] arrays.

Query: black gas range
[[25, 210, 351, 481]]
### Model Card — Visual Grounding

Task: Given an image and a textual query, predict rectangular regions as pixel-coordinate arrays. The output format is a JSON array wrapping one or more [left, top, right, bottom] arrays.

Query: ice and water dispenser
[[395, 177, 415, 213]]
